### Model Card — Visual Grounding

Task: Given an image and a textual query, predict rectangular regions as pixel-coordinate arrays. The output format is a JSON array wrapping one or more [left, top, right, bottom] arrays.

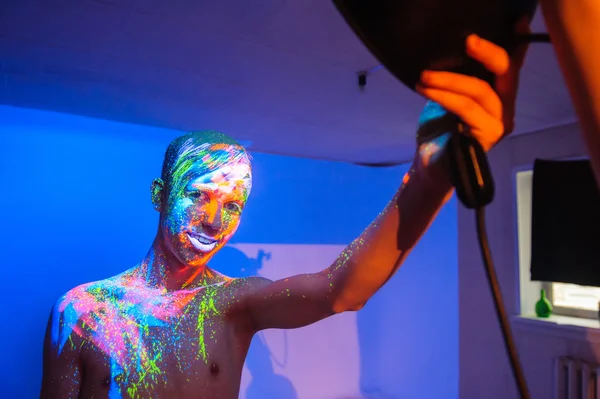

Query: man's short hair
[[161, 131, 252, 194]]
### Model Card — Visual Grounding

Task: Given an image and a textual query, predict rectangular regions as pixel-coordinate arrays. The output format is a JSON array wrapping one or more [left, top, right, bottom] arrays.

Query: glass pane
[[552, 283, 600, 311]]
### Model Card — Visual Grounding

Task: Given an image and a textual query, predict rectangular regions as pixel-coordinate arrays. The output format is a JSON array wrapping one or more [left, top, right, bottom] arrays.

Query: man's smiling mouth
[[187, 232, 218, 252]]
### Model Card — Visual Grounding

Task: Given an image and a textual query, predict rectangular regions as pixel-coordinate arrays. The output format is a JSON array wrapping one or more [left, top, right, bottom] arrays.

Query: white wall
[[458, 123, 595, 398], [0, 104, 459, 399], [223, 244, 358, 399]]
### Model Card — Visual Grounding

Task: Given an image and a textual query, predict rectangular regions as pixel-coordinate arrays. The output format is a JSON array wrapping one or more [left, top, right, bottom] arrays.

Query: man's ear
[[151, 178, 165, 212]]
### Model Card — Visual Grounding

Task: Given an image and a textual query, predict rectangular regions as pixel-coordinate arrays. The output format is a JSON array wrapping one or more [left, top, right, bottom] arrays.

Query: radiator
[[555, 357, 600, 399]]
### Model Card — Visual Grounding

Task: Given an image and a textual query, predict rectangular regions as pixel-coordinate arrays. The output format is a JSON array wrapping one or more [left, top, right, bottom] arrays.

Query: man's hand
[[415, 18, 531, 157]]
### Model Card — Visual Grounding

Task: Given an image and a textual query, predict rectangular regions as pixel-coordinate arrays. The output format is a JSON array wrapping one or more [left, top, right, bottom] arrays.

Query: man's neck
[[138, 238, 216, 292]]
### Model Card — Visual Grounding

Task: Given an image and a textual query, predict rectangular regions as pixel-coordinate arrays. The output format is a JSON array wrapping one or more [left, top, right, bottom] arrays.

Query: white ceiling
[[0, 0, 578, 164]]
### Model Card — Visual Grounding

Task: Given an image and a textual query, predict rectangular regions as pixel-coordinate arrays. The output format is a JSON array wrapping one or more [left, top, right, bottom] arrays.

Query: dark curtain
[[530, 159, 600, 286]]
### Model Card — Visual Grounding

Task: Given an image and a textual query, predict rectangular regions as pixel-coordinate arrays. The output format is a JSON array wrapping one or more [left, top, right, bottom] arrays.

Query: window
[[543, 281, 600, 318], [516, 165, 600, 319]]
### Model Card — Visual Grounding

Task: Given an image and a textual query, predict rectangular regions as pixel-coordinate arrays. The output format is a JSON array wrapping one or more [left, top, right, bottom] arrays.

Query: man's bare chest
[[79, 287, 236, 356], [74, 288, 250, 398]]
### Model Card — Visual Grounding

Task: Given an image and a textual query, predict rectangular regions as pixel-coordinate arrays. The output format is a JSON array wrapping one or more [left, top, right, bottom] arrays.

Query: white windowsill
[[512, 314, 600, 343]]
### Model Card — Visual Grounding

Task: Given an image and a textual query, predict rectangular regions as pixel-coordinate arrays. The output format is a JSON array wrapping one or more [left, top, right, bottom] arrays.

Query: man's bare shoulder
[[214, 276, 271, 311], [223, 276, 273, 295], [54, 271, 131, 312], [49, 271, 133, 348]]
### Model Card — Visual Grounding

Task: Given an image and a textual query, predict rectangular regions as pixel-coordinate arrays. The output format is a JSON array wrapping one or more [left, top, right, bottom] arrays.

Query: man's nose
[[202, 202, 223, 233]]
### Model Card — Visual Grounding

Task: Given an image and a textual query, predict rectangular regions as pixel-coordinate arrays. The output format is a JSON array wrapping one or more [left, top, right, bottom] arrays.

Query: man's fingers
[[415, 87, 504, 151], [466, 34, 510, 76], [419, 71, 502, 119]]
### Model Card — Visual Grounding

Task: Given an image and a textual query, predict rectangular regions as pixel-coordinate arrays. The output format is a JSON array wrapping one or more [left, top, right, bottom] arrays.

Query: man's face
[[160, 161, 251, 267]]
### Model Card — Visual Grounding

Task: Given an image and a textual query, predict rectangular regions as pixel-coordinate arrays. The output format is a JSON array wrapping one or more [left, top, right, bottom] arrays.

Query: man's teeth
[[187, 234, 217, 252], [196, 235, 215, 244]]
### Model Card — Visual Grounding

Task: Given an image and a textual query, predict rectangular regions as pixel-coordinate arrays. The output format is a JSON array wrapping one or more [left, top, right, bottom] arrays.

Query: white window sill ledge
[[512, 314, 600, 343]]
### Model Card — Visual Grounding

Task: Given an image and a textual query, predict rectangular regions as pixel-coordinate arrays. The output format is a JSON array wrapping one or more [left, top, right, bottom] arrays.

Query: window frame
[[515, 156, 597, 320]]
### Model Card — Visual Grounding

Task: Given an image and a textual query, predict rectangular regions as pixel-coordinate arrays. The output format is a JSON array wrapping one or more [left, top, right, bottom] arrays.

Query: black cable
[[476, 206, 531, 399]]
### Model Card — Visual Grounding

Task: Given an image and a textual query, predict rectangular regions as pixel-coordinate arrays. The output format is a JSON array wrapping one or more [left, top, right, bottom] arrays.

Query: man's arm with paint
[[241, 30, 530, 332], [241, 157, 454, 330], [40, 304, 83, 399]]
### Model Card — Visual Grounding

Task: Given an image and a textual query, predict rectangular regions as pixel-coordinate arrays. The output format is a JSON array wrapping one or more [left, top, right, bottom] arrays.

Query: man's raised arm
[[239, 159, 452, 331]]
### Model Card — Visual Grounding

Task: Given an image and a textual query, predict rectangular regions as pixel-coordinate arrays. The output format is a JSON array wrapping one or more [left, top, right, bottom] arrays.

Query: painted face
[[160, 161, 251, 267]]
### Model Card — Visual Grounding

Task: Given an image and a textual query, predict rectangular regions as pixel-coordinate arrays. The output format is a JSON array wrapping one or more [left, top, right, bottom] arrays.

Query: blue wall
[[0, 104, 457, 399]]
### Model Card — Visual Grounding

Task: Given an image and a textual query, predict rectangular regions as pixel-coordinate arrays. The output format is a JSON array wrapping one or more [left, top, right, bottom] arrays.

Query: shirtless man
[[40, 32, 528, 399]]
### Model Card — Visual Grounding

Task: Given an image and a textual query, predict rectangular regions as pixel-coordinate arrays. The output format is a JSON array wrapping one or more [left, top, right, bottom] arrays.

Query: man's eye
[[225, 202, 242, 213], [189, 191, 208, 200]]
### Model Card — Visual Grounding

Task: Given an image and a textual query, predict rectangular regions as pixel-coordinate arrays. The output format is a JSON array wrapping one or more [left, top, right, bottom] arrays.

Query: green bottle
[[535, 289, 553, 318]]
